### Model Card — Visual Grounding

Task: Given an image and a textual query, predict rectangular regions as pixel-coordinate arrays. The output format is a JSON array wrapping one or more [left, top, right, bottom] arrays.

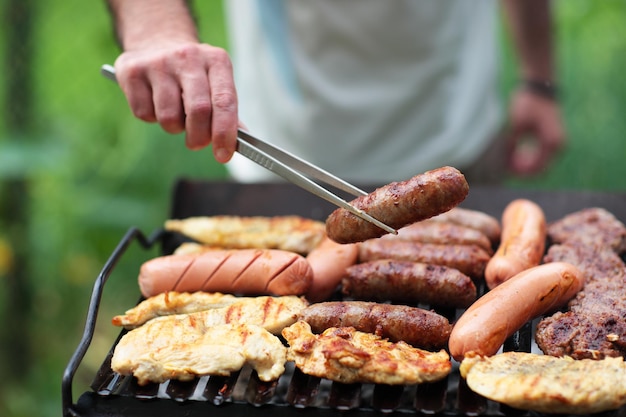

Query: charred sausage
[[430, 207, 502, 245], [358, 239, 491, 279], [299, 301, 452, 350], [383, 220, 493, 254], [342, 260, 477, 308], [325, 166, 469, 244]]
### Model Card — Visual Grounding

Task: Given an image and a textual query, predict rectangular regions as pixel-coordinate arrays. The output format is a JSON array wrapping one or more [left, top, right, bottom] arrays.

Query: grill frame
[[62, 180, 626, 417]]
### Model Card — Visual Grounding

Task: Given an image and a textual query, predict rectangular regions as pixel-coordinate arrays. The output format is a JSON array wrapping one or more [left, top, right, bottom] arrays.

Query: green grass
[[503, 1, 626, 191]]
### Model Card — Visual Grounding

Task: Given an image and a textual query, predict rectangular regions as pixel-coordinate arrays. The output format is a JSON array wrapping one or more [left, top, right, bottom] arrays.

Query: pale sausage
[[138, 249, 313, 298], [305, 237, 358, 302], [484, 199, 547, 289], [448, 262, 585, 362]]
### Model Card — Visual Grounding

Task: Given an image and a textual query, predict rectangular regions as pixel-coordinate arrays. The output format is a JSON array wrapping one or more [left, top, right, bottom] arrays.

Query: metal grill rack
[[62, 180, 626, 417]]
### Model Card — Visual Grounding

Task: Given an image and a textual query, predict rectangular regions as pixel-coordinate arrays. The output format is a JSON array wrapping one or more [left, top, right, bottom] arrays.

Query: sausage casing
[[431, 207, 502, 245], [342, 260, 476, 308], [305, 237, 358, 302], [299, 301, 452, 350], [325, 166, 469, 243], [138, 249, 313, 298], [383, 220, 493, 254], [358, 239, 490, 279], [448, 262, 585, 362], [484, 199, 546, 289]]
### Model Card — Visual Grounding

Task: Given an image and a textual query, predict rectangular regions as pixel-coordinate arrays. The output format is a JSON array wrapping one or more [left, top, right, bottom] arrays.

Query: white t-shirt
[[224, 0, 502, 183]]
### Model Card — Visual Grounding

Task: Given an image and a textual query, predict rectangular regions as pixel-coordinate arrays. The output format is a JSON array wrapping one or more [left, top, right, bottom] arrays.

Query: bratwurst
[[358, 239, 490, 279], [430, 207, 502, 245], [383, 220, 493, 254], [342, 260, 476, 308], [299, 301, 452, 350], [325, 166, 469, 243]]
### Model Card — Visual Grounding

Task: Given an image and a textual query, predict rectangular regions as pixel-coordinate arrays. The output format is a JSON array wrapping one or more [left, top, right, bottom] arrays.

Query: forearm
[[107, 0, 199, 50], [501, 0, 555, 82], [501, 1, 564, 177]]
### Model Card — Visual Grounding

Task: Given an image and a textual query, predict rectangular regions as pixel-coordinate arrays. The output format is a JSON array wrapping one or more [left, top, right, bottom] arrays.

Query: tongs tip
[[353, 208, 397, 235]]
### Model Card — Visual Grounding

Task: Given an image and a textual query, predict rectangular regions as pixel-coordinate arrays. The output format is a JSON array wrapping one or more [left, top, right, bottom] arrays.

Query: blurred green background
[[0, 1, 624, 416]]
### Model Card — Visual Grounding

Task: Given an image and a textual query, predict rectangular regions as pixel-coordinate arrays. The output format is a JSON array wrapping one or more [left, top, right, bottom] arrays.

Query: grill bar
[[62, 227, 164, 416]]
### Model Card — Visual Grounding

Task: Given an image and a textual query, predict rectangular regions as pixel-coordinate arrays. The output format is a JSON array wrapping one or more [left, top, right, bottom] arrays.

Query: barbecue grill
[[62, 179, 626, 417]]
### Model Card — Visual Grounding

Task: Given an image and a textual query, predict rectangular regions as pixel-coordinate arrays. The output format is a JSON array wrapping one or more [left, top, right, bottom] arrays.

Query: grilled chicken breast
[[112, 322, 286, 384], [460, 352, 626, 414], [112, 291, 240, 328], [282, 321, 451, 385], [164, 215, 326, 254], [113, 294, 308, 333]]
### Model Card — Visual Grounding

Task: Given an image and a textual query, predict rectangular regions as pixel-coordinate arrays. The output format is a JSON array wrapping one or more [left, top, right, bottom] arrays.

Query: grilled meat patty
[[536, 208, 626, 359], [547, 207, 626, 254], [536, 310, 626, 359]]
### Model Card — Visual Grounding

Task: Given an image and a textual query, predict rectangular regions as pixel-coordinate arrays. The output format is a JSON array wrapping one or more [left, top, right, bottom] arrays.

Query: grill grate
[[77, 252, 538, 417], [88, 352, 505, 415], [63, 181, 626, 417]]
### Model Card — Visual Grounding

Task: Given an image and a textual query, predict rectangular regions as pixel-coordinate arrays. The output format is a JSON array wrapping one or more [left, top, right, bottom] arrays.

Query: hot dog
[[138, 249, 313, 298], [325, 166, 469, 244], [299, 301, 452, 350], [448, 262, 585, 362], [484, 199, 547, 289], [305, 237, 358, 302], [342, 260, 477, 308], [430, 207, 502, 245], [358, 239, 490, 279]]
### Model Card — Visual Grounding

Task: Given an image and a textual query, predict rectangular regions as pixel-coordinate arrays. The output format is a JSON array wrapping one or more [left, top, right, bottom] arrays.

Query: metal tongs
[[100, 64, 396, 234]]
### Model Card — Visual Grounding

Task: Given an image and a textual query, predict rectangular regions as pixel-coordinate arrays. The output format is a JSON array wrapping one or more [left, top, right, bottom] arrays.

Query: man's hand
[[505, 88, 565, 176], [113, 42, 239, 163]]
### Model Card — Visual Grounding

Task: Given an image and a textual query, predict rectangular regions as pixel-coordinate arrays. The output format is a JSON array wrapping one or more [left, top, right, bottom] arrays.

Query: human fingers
[[206, 47, 238, 163], [150, 69, 186, 134], [506, 91, 565, 176], [114, 44, 238, 163], [114, 59, 157, 123], [507, 133, 548, 176], [179, 46, 237, 162], [118, 58, 186, 134], [529, 116, 565, 174], [507, 126, 564, 176], [178, 62, 212, 150]]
